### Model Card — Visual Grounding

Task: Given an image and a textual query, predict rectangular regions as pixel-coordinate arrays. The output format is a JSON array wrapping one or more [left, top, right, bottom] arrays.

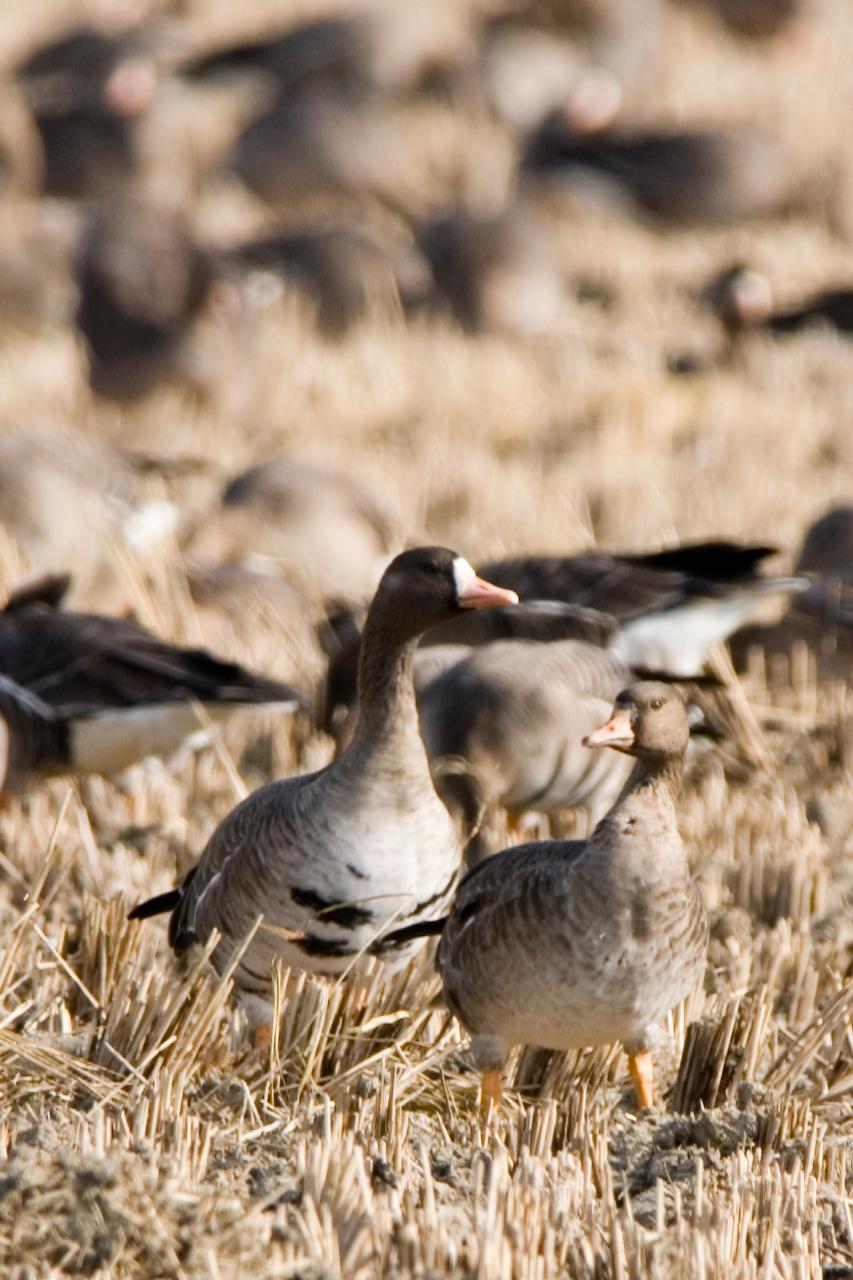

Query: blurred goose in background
[[389, 682, 708, 1114], [0, 428, 142, 606], [15, 25, 157, 200], [412, 206, 564, 336], [730, 507, 853, 682], [74, 202, 218, 401], [0, 573, 305, 779], [481, 0, 661, 125], [703, 263, 853, 341], [522, 114, 803, 226], [479, 540, 805, 676], [223, 89, 432, 216], [418, 639, 635, 854], [129, 548, 519, 1022], [225, 220, 428, 336], [179, 4, 477, 101], [184, 456, 396, 603], [679, 0, 805, 40], [319, 596, 622, 749]]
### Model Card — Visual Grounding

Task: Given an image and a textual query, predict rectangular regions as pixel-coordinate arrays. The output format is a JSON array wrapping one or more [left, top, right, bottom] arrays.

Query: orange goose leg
[[479, 1069, 504, 1125], [627, 1049, 654, 1108]]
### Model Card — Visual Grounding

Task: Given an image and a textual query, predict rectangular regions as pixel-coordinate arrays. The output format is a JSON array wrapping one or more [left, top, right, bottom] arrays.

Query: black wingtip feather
[[376, 916, 448, 949], [128, 888, 182, 920], [621, 541, 778, 583]]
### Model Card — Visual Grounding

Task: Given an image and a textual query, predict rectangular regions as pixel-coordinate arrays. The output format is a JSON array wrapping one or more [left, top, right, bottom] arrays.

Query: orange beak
[[458, 577, 520, 610], [582, 707, 635, 751]]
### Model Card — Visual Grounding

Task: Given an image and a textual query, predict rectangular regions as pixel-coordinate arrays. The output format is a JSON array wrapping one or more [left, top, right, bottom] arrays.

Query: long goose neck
[[348, 611, 425, 767], [594, 751, 687, 874]]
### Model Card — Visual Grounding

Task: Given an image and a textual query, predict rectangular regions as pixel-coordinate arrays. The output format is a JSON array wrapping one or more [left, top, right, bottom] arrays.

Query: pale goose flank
[[392, 682, 708, 1115], [128, 549, 518, 1026]]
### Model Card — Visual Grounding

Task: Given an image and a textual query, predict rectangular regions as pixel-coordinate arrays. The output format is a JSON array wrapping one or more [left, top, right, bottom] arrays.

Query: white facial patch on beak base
[[452, 556, 478, 597]]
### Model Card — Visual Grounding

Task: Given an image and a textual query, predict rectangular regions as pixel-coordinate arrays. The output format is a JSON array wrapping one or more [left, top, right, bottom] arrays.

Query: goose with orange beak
[[130, 548, 518, 1030], [389, 681, 708, 1117]]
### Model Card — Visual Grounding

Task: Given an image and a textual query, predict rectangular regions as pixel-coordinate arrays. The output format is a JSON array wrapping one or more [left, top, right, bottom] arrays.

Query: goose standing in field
[[0, 574, 305, 779], [128, 549, 519, 1020], [393, 682, 708, 1114]]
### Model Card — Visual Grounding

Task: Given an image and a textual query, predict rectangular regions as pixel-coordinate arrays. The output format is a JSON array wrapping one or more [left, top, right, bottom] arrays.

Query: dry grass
[[0, 0, 851, 1276]]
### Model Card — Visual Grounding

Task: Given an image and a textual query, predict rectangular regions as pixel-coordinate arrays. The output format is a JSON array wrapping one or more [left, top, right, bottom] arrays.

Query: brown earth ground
[[0, 1, 852, 1277]]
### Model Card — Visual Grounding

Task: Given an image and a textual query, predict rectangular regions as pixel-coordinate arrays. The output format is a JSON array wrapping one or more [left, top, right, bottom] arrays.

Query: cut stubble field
[[0, 1, 852, 1276]]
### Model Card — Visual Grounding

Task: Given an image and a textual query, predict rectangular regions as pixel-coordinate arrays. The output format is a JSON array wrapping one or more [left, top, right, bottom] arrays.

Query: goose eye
[[650, 698, 664, 711]]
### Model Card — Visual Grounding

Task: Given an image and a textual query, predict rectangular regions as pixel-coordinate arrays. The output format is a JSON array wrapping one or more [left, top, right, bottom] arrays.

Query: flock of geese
[[1, 0, 851, 1115], [0, 491, 850, 1113], [0, 0, 841, 399]]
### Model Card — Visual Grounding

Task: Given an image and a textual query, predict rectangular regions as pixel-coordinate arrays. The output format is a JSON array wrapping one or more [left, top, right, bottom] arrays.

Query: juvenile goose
[[397, 682, 708, 1114], [128, 549, 518, 1020], [0, 574, 304, 776]]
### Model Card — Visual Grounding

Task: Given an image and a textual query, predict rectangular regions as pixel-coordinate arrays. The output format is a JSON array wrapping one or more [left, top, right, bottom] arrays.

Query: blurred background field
[[0, 0, 851, 1276]]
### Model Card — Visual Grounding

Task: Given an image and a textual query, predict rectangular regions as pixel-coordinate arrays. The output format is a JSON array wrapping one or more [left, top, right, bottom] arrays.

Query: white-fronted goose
[[319, 599, 620, 748], [75, 202, 217, 402], [418, 639, 635, 852], [681, 0, 803, 40], [0, 574, 304, 777], [412, 207, 564, 337], [0, 428, 139, 606], [730, 507, 853, 682], [522, 115, 802, 226], [184, 456, 395, 603], [226, 221, 427, 337], [180, 5, 476, 101], [15, 26, 156, 200], [479, 540, 805, 676], [704, 263, 853, 341], [394, 682, 708, 1114], [128, 549, 518, 1021], [225, 89, 424, 215]]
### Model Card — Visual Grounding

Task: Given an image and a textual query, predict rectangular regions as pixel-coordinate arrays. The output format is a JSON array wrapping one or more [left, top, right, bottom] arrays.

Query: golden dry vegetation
[[0, 0, 851, 1277]]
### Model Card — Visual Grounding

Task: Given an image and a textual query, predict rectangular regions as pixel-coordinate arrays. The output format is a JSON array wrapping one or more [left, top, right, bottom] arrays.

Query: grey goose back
[[128, 549, 518, 1023], [393, 683, 708, 1115], [418, 639, 636, 855], [0, 573, 304, 779], [479, 539, 806, 677]]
